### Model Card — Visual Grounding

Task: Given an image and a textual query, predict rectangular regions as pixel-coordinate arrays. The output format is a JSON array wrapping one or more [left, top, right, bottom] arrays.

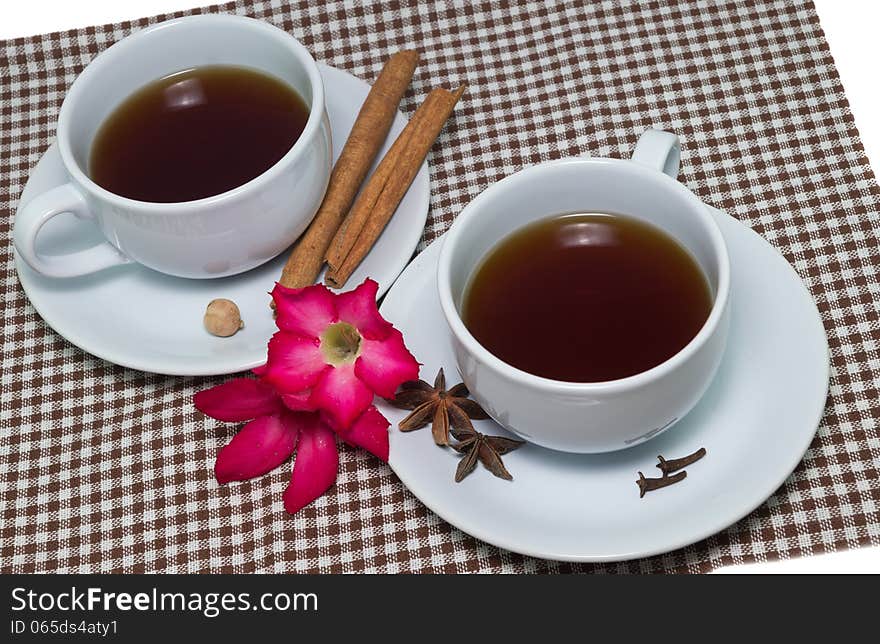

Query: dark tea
[[89, 65, 309, 203], [462, 213, 713, 382]]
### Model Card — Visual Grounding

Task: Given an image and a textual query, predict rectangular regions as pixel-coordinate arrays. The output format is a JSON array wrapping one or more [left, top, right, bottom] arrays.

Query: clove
[[656, 447, 706, 476], [636, 470, 687, 498]]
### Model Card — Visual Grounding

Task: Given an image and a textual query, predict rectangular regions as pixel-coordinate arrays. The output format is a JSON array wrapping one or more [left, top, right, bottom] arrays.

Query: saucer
[[377, 207, 829, 562], [14, 63, 429, 376]]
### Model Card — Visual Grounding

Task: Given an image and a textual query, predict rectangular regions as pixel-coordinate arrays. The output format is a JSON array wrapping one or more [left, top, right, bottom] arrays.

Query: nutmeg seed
[[204, 298, 243, 337]]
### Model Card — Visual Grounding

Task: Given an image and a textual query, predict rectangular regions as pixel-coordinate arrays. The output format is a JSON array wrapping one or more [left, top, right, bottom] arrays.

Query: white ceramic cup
[[13, 15, 332, 279], [438, 130, 731, 453]]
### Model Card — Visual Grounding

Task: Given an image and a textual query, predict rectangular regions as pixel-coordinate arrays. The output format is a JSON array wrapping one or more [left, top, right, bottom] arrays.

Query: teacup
[[437, 130, 731, 453], [13, 15, 332, 279]]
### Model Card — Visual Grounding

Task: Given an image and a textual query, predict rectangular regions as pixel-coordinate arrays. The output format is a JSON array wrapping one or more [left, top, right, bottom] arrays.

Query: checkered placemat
[[2, 0, 879, 573]]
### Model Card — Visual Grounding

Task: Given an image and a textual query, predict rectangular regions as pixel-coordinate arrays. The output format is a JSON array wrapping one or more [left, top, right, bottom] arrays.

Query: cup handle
[[13, 183, 132, 278], [631, 129, 681, 179]]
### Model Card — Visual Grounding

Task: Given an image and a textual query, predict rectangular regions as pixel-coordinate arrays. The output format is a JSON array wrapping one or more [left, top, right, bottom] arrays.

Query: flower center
[[320, 322, 363, 366]]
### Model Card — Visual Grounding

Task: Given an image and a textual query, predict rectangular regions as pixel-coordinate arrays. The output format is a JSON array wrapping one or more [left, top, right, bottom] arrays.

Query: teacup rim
[[437, 155, 732, 393], [55, 14, 326, 211]]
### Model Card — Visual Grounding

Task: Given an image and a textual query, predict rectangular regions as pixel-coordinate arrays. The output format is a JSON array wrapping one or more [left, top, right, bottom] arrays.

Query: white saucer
[[14, 63, 429, 376], [377, 207, 829, 562]]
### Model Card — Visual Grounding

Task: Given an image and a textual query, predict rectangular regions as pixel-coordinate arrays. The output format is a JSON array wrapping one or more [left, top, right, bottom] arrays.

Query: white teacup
[[13, 15, 332, 279], [438, 130, 731, 453]]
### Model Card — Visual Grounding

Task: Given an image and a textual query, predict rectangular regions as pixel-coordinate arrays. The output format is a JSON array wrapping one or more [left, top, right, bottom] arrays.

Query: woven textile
[[2, 0, 879, 573]]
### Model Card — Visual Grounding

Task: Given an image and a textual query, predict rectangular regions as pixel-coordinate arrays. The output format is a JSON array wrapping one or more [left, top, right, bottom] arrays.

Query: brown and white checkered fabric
[[2, 0, 879, 573]]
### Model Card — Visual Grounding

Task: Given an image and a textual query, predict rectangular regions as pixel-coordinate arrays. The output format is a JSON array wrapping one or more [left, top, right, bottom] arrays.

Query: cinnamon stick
[[324, 84, 465, 289], [324, 104, 421, 272], [278, 50, 419, 290]]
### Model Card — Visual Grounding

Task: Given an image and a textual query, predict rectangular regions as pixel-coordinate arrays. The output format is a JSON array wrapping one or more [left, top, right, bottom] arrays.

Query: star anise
[[388, 368, 489, 446], [450, 424, 525, 482]]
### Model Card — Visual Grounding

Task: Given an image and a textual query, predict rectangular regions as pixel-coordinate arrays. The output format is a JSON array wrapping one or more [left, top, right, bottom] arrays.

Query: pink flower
[[262, 278, 420, 430], [195, 378, 390, 514], [194, 278, 417, 515]]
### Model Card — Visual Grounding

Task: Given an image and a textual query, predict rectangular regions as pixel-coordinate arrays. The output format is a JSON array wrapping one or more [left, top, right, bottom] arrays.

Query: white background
[[1, 1, 878, 574]]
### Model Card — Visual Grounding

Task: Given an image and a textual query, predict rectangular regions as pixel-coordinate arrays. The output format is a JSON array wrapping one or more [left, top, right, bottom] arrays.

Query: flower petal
[[341, 406, 390, 461], [262, 331, 329, 393], [272, 282, 338, 338], [355, 328, 421, 398], [281, 390, 317, 412], [335, 278, 392, 340], [283, 414, 338, 514], [214, 412, 300, 484], [310, 363, 374, 430], [194, 378, 281, 422]]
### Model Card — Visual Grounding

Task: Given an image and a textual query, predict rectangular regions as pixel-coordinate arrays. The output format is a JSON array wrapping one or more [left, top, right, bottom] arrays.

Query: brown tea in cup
[[462, 213, 712, 382], [89, 65, 309, 203]]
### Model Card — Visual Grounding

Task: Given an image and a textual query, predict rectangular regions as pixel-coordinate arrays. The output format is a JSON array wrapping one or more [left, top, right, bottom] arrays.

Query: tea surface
[[462, 213, 713, 382], [89, 65, 309, 202]]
